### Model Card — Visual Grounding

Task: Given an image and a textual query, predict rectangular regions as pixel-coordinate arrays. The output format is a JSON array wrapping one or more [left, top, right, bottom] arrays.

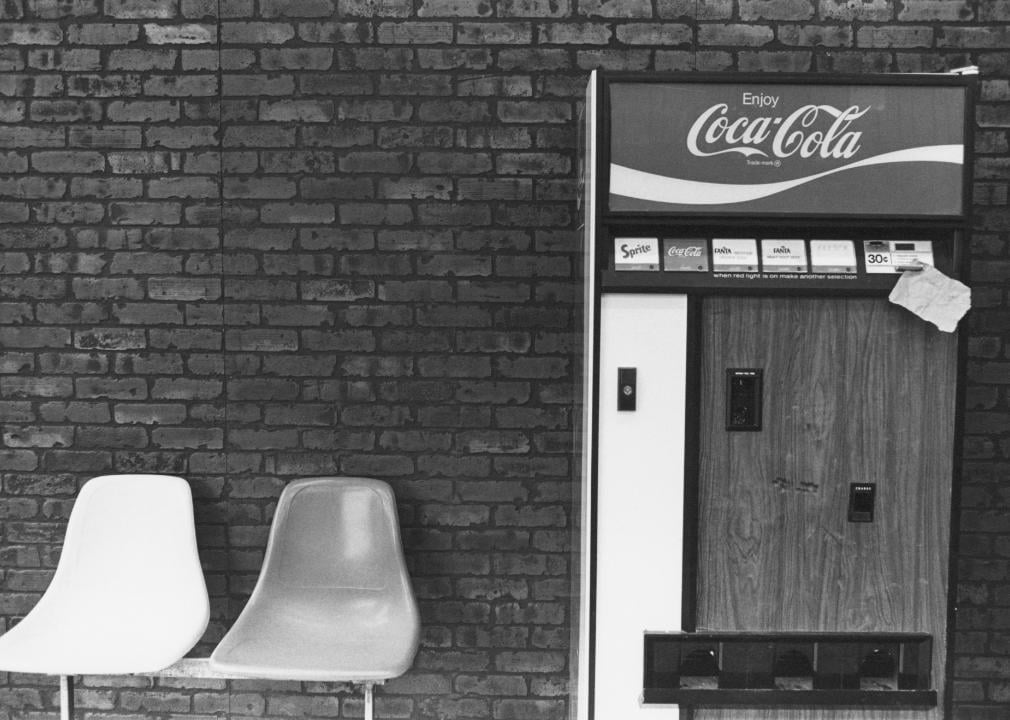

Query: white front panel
[[594, 293, 686, 720]]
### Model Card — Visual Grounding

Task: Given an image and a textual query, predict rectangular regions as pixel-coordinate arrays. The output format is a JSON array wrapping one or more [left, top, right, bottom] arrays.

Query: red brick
[[260, 0, 333, 16], [899, 0, 972, 21], [739, 0, 814, 20], [67, 22, 139, 44], [579, 0, 649, 17]]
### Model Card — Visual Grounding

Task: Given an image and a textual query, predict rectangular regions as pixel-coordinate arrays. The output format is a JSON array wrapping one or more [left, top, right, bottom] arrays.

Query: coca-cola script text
[[686, 103, 870, 160]]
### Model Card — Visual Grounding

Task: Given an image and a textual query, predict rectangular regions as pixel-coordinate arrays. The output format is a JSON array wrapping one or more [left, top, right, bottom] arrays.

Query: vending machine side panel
[[593, 293, 687, 720], [573, 71, 599, 720]]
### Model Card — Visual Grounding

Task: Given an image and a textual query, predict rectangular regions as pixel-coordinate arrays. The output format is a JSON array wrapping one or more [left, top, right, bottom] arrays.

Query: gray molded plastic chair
[[0, 474, 210, 720], [209, 477, 420, 689]]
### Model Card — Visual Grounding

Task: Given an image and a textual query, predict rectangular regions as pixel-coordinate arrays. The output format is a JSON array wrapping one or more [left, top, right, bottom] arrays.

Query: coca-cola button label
[[663, 238, 709, 272]]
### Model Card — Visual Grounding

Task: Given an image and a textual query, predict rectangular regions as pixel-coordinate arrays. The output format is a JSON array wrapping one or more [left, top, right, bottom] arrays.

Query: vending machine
[[575, 71, 974, 720]]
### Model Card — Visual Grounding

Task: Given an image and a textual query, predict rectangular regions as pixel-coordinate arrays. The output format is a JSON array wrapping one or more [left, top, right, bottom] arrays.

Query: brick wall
[[0, 1, 1008, 719]]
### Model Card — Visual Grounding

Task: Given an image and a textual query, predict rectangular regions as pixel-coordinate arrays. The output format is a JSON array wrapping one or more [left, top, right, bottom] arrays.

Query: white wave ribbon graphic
[[610, 144, 963, 206]]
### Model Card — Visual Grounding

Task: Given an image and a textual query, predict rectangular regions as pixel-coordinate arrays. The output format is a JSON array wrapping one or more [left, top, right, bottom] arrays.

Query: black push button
[[617, 367, 636, 411]]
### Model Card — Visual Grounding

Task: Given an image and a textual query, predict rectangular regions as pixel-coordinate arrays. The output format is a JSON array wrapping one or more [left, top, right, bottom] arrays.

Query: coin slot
[[726, 368, 762, 431]]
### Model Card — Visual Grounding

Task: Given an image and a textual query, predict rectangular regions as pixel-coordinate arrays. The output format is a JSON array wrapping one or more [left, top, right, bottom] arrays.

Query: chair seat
[[0, 603, 198, 676], [210, 589, 418, 680], [209, 477, 420, 682], [0, 475, 209, 676]]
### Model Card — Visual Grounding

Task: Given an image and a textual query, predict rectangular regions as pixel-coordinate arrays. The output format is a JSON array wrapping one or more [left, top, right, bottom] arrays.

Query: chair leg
[[59, 676, 74, 720], [363, 682, 374, 720]]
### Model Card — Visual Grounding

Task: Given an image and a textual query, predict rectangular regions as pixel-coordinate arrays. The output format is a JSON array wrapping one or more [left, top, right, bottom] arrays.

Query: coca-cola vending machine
[[573, 71, 974, 720]]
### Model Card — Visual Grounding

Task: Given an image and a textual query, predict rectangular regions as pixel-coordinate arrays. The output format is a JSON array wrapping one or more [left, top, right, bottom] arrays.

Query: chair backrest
[[52, 474, 206, 598], [28, 474, 209, 669], [263, 477, 411, 593]]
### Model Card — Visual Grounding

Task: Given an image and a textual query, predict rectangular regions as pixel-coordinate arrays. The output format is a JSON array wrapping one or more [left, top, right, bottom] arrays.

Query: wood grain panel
[[694, 297, 957, 720]]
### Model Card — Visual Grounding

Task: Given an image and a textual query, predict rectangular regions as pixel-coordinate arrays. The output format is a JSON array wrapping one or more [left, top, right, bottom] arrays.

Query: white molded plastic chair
[[0, 474, 210, 719], [210, 477, 420, 719]]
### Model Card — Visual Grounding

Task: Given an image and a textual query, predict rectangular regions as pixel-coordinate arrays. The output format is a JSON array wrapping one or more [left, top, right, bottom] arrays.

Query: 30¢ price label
[[863, 241, 934, 274]]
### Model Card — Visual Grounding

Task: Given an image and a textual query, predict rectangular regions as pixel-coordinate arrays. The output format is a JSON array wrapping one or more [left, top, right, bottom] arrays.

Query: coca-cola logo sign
[[606, 79, 968, 216], [686, 98, 871, 161]]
